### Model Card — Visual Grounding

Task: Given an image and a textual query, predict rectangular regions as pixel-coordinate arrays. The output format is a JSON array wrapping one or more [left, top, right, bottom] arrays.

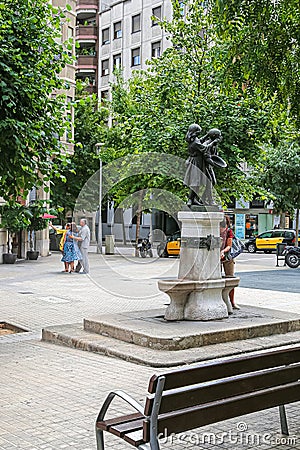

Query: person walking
[[220, 216, 240, 310], [71, 218, 90, 274]]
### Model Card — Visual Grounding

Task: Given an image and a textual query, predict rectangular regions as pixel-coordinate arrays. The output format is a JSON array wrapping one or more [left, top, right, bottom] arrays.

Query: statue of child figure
[[184, 124, 225, 206]]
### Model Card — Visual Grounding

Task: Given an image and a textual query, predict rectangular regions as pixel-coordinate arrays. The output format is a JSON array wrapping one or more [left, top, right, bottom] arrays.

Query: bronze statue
[[184, 124, 226, 206]]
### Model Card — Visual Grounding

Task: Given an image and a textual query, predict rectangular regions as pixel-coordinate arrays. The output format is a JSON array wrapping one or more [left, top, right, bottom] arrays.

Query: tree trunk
[[121, 208, 127, 245], [295, 209, 299, 247], [279, 212, 286, 228], [7, 232, 12, 254], [29, 230, 34, 251], [149, 209, 153, 245], [135, 190, 144, 257]]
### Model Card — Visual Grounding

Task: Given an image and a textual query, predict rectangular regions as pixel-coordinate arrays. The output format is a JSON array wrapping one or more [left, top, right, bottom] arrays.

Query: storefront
[[225, 198, 274, 240]]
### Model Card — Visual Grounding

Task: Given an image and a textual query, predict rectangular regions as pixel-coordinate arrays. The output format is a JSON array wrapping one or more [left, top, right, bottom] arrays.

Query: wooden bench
[[95, 345, 300, 450]]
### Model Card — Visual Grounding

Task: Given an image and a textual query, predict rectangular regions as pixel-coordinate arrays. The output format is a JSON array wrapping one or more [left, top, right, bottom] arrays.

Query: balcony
[[76, 25, 98, 43], [85, 85, 97, 94], [76, 0, 98, 15], [76, 55, 98, 71]]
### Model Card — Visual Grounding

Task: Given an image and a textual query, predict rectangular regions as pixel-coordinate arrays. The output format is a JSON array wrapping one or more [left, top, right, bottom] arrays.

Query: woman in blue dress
[[61, 222, 82, 273]]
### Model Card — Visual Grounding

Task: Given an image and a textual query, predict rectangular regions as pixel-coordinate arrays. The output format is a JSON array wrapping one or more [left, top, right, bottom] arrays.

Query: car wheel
[[247, 243, 256, 253]]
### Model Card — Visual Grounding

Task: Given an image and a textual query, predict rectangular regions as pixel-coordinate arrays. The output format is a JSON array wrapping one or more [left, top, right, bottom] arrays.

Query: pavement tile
[[0, 254, 299, 449]]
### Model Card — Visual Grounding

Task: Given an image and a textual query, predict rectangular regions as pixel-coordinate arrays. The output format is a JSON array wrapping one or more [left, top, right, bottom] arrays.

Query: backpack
[[229, 234, 245, 259]]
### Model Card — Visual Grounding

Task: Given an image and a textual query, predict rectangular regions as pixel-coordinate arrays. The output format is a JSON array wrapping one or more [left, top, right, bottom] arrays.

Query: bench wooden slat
[[143, 381, 300, 440], [123, 429, 145, 447], [145, 363, 300, 415], [148, 346, 300, 392], [96, 412, 143, 431], [109, 418, 144, 437]]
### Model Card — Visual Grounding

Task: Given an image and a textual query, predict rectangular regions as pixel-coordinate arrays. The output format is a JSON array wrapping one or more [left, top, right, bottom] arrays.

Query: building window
[[131, 48, 140, 66], [68, 26, 74, 38], [152, 6, 162, 26], [250, 199, 265, 208], [101, 90, 109, 102], [114, 21, 122, 39], [113, 54, 122, 70], [151, 41, 161, 58], [102, 59, 109, 76], [102, 27, 110, 45], [132, 14, 141, 33]]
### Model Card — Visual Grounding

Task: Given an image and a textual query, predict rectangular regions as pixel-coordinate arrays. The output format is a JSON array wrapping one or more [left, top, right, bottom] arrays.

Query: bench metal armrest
[[96, 390, 144, 423]]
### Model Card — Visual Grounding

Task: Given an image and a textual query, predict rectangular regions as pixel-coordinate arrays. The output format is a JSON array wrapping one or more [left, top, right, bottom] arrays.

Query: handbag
[[228, 234, 245, 259], [59, 231, 67, 252]]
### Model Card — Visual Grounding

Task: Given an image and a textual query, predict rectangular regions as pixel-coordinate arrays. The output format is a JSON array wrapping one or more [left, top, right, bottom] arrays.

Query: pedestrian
[[71, 218, 90, 274], [49, 222, 71, 272], [61, 222, 82, 273], [220, 216, 240, 310]]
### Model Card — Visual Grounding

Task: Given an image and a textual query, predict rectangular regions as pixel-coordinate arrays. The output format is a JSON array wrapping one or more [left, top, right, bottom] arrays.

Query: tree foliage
[[210, 0, 300, 127], [103, 0, 278, 207], [50, 0, 299, 218], [0, 0, 73, 200], [259, 143, 300, 215], [51, 82, 109, 215]]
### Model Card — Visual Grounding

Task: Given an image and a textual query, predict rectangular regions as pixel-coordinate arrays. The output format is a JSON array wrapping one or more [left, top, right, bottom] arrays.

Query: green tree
[[104, 2, 276, 209], [51, 81, 109, 216], [210, 0, 300, 128], [0, 0, 73, 200], [0, 202, 30, 254], [259, 142, 300, 237]]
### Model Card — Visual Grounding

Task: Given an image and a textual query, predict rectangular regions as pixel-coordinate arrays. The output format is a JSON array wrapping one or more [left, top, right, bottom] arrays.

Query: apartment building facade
[[98, 0, 172, 98], [75, 0, 173, 97]]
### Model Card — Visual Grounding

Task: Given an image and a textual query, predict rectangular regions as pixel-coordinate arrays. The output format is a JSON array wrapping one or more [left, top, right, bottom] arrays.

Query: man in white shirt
[[72, 218, 91, 274]]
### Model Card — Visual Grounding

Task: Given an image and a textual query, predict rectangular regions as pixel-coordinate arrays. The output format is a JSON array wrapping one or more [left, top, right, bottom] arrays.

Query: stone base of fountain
[[159, 277, 239, 321]]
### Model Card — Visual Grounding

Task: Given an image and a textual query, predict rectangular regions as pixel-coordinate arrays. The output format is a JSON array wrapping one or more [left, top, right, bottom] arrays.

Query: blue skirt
[[61, 242, 82, 262]]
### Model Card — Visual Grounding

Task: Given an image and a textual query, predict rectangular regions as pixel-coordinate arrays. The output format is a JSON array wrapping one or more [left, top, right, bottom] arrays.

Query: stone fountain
[[158, 125, 237, 321], [158, 208, 232, 321]]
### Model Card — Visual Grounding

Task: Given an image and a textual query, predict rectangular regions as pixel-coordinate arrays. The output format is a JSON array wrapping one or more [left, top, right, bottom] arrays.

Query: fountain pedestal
[[158, 210, 229, 321]]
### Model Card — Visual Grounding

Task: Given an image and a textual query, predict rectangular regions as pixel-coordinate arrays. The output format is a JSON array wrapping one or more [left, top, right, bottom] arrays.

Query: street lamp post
[[95, 143, 104, 254]]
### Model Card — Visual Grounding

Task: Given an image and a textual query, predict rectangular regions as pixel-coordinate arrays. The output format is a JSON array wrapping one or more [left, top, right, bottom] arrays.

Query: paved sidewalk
[[0, 337, 299, 450], [0, 254, 299, 449]]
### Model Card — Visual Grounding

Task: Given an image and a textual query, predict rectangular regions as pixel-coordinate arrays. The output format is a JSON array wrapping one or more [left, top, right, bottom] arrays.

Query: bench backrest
[[143, 345, 300, 440]]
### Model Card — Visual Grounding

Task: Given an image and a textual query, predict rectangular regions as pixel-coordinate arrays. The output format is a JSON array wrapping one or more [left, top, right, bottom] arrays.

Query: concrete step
[[42, 322, 300, 367], [83, 306, 300, 350]]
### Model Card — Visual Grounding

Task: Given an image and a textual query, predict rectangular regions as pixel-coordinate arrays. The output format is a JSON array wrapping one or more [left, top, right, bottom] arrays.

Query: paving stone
[[0, 254, 299, 449]]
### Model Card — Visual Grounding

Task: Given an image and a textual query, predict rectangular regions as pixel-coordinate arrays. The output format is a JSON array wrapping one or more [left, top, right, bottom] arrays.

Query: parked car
[[245, 229, 300, 253], [157, 231, 181, 257]]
